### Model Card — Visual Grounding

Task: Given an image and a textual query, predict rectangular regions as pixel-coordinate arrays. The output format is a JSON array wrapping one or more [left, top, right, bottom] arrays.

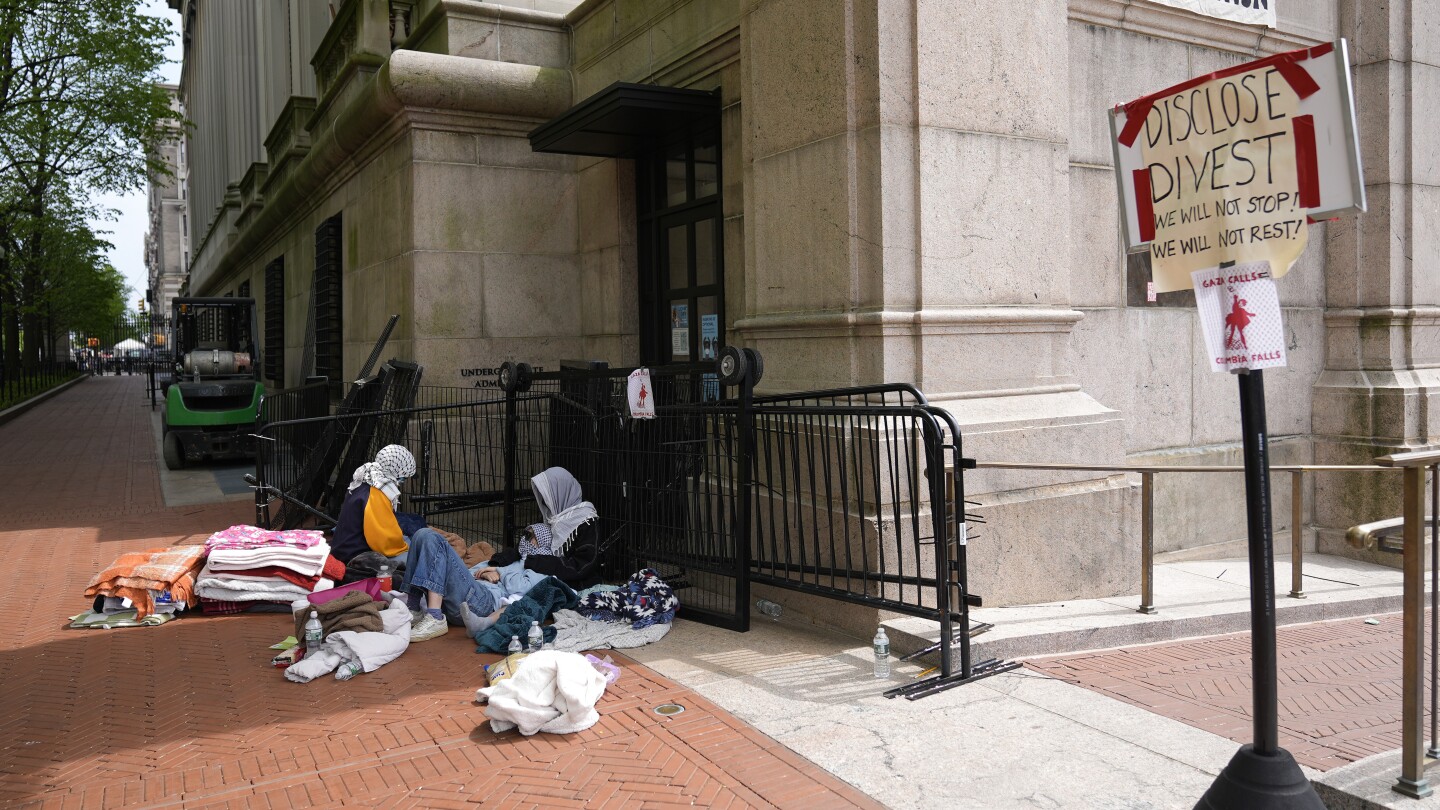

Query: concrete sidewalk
[[626, 552, 1439, 809]]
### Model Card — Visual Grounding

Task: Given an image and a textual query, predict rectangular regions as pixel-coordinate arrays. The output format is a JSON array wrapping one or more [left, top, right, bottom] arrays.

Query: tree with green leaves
[[0, 0, 173, 372]]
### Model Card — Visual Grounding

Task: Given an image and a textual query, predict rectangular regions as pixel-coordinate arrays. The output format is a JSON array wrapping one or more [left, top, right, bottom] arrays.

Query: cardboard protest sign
[[1146, 0, 1275, 28], [1128, 60, 1308, 289], [1192, 261, 1287, 373], [1110, 42, 1365, 292]]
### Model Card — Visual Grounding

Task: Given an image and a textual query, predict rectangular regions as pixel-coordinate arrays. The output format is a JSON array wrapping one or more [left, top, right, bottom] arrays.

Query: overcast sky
[[86, 0, 183, 308]]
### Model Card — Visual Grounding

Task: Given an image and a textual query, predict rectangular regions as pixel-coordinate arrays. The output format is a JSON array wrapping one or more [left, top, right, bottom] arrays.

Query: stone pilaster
[[1313, 0, 1440, 559], [738, 0, 1136, 608]]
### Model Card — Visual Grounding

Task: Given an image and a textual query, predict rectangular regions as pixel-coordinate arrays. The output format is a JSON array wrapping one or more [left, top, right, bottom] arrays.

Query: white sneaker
[[410, 613, 449, 642]]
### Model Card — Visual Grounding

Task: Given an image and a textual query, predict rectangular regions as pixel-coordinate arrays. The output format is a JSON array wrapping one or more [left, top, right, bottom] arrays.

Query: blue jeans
[[406, 528, 497, 625]]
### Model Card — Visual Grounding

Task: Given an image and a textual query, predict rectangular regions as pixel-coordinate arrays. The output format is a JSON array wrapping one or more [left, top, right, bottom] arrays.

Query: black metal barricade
[[250, 348, 1012, 698], [404, 362, 752, 630], [481, 354, 1009, 696]]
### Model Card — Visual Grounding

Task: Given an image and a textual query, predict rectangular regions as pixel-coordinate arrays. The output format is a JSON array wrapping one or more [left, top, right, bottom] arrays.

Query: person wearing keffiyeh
[[329, 444, 416, 565]]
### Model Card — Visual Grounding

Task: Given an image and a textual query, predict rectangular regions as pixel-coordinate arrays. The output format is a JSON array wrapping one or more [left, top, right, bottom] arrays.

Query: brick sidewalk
[[1027, 612, 1420, 771], [0, 377, 881, 809]]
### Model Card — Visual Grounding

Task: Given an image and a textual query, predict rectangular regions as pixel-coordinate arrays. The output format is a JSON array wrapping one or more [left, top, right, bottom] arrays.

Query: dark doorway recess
[[529, 82, 725, 366]]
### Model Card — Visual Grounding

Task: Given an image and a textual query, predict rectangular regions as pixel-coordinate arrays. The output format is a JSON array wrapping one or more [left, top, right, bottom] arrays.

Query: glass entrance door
[[639, 128, 722, 364]]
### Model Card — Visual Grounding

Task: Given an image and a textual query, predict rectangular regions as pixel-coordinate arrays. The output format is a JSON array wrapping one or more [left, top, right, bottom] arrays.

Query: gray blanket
[[547, 609, 671, 653]]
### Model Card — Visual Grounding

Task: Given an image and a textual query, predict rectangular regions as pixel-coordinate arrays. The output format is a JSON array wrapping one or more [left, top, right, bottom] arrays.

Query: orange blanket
[[85, 545, 207, 619]]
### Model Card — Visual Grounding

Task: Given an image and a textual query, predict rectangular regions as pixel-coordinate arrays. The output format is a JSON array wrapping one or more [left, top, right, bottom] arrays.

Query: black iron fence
[[0, 361, 79, 409], [79, 312, 174, 408], [249, 350, 1009, 698]]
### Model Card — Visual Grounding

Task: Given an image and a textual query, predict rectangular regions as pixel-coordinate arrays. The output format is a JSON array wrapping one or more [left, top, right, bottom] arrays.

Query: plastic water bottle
[[336, 661, 362, 681], [527, 620, 543, 653], [377, 564, 392, 591], [304, 610, 323, 657], [872, 627, 890, 679], [755, 599, 783, 620], [507, 635, 523, 655]]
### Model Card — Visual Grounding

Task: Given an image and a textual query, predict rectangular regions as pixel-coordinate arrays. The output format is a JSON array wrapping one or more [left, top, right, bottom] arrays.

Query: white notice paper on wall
[[1144, 0, 1275, 27], [1192, 261, 1287, 373], [627, 368, 655, 419]]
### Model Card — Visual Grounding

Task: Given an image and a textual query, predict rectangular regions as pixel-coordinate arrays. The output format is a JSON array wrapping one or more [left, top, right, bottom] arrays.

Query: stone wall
[[1310, 0, 1440, 557], [1065, 0, 1338, 557], [189, 2, 577, 390], [175, 0, 1439, 612]]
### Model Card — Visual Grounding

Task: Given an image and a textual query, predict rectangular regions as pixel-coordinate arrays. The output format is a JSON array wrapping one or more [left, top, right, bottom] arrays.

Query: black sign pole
[[1239, 368, 1280, 755], [1196, 365, 1323, 807]]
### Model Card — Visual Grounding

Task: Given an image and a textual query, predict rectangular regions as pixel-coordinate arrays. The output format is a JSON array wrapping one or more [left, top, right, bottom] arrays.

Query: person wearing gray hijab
[[490, 467, 605, 589]]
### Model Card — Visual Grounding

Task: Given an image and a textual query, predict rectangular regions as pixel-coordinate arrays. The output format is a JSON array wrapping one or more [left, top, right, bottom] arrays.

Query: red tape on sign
[[1134, 169, 1155, 243], [1293, 114, 1320, 208]]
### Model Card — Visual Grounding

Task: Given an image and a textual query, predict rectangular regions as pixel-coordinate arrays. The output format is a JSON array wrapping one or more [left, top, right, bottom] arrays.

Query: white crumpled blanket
[[475, 650, 607, 735], [285, 596, 412, 683]]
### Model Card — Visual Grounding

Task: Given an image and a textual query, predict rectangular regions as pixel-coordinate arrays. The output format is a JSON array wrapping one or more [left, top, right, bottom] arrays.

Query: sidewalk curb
[[0, 374, 86, 429]]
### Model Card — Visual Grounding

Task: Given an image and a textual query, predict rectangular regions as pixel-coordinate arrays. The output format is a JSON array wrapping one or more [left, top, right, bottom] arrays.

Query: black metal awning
[[528, 82, 719, 158]]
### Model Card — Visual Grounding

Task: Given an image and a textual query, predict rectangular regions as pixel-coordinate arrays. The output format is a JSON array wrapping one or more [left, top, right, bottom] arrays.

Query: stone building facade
[[145, 84, 188, 315], [171, 0, 1438, 610]]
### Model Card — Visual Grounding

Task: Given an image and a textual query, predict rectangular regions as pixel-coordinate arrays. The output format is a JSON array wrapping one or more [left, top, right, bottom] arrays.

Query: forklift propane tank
[[181, 350, 251, 376]]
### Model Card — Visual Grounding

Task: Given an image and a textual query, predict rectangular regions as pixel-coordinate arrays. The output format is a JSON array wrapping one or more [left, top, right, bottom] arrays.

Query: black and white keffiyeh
[[348, 444, 415, 508]]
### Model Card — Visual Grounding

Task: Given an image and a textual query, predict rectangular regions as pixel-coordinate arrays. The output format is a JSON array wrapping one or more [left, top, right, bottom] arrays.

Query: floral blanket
[[576, 568, 678, 629]]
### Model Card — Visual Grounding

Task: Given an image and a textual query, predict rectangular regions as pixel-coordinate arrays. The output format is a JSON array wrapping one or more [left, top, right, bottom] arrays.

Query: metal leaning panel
[[253, 380, 332, 528]]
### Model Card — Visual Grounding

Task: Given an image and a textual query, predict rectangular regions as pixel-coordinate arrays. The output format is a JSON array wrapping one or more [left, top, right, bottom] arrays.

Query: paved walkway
[[1027, 612, 1420, 772], [0, 377, 881, 809]]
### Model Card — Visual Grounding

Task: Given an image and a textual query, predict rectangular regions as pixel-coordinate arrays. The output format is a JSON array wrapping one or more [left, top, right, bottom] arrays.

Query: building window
[[637, 127, 723, 364], [238, 280, 251, 298], [313, 213, 343, 387], [264, 256, 285, 385]]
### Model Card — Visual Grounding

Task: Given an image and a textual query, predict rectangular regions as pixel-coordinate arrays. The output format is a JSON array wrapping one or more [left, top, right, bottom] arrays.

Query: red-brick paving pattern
[[1027, 615, 1423, 771], [0, 377, 883, 809]]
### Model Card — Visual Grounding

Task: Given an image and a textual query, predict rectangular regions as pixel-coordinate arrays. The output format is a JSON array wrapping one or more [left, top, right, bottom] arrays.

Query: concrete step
[[885, 553, 1408, 665]]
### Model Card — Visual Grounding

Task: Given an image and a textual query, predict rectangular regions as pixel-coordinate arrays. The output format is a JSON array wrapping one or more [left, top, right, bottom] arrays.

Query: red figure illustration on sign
[[1225, 295, 1255, 350], [637, 383, 648, 408]]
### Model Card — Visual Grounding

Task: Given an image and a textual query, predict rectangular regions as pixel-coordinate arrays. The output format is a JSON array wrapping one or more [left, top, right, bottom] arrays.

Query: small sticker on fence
[[628, 368, 656, 419], [1147, 282, 1157, 303]]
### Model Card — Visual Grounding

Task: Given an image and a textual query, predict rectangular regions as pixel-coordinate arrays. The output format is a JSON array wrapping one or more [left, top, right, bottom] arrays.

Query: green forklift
[[161, 297, 265, 470]]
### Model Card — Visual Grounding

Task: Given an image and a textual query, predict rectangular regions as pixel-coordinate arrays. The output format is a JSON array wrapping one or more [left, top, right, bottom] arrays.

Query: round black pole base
[[1195, 745, 1324, 810]]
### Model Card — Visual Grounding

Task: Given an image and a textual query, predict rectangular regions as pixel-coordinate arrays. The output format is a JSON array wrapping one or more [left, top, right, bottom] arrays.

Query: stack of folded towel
[[197, 525, 335, 611]]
